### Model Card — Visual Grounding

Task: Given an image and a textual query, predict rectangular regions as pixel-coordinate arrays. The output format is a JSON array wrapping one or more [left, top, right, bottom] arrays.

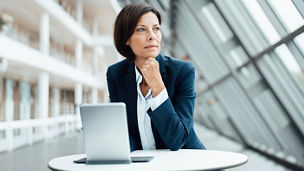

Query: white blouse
[[135, 66, 168, 150]]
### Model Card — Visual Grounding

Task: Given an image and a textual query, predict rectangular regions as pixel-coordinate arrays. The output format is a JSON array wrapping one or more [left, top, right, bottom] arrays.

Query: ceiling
[[0, 0, 118, 48], [0, 0, 120, 89], [83, 0, 118, 35]]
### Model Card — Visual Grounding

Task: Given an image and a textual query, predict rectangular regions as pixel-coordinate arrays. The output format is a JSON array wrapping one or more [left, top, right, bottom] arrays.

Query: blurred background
[[0, 0, 303, 170]]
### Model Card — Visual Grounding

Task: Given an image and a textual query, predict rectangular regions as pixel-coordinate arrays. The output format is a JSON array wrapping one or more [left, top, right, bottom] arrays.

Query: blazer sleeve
[[106, 67, 119, 102], [148, 63, 196, 151]]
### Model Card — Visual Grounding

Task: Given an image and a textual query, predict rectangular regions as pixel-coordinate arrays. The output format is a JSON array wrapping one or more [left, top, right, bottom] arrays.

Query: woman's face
[[126, 12, 162, 60]]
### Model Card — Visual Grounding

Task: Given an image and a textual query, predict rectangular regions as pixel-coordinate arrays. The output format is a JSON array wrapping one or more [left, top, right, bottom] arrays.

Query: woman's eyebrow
[[136, 24, 160, 27]]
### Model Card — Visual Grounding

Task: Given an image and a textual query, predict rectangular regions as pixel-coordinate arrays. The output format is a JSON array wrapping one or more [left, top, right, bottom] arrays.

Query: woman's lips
[[145, 45, 158, 49]]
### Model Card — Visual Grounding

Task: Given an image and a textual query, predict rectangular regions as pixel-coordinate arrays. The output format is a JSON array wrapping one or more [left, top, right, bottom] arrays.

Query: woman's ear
[[126, 39, 129, 45]]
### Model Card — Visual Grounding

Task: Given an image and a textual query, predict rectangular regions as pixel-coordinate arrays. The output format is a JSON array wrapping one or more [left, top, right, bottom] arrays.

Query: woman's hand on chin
[[140, 57, 165, 97]]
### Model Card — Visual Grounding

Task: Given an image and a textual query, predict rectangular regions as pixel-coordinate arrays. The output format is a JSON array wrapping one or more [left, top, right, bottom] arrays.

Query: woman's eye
[[154, 27, 160, 31], [136, 28, 145, 32]]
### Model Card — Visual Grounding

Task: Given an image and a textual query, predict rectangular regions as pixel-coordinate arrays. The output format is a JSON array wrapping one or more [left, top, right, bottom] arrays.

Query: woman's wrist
[[152, 83, 165, 97]]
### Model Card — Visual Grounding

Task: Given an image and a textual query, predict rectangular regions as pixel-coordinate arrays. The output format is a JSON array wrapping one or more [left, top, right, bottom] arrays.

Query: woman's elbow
[[167, 132, 189, 151], [168, 145, 182, 151]]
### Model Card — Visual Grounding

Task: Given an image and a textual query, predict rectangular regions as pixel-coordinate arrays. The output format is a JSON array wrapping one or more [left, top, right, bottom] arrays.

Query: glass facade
[[118, 0, 304, 168]]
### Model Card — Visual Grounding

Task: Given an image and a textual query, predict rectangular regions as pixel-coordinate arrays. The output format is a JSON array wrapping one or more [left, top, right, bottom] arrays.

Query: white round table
[[48, 149, 248, 171]]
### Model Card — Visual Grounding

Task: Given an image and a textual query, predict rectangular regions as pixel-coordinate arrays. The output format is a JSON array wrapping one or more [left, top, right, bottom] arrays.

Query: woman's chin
[[144, 56, 157, 59], [144, 52, 159, 58]]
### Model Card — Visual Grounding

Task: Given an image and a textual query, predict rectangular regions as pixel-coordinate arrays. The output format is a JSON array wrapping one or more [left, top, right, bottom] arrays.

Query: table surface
[[48, 149, 248, 171]]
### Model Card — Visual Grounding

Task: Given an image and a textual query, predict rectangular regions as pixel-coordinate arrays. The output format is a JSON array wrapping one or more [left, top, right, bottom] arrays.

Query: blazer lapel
[[125, 62, 140, 135]]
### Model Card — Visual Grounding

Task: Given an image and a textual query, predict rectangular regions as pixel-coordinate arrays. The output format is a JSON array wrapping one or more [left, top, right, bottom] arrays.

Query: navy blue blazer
[[106, 54, 206, 151]]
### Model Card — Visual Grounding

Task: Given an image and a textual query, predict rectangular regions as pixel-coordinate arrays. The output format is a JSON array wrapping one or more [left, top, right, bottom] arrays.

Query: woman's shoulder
[[161, 55, 195, 72], [107, 59, 130, 74]]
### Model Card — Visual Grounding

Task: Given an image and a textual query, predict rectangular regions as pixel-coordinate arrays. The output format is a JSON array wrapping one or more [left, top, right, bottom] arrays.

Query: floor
[[0, 123, 292, 171], [194, 124, 292, 171], [0, 132, 85, 171]]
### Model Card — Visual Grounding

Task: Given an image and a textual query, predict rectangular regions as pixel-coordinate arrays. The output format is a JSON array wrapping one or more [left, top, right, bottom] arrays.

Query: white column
[[19, 82, 32, 145], [75, 0, 83, 130], [75, 84, 82, 106], [39, 12, 50, 119], [76, 0, 83, 68], [52, 88, 60, 117], [4, 80, 14, 121], [5, 79, 14, 151], [92, 19, 99, 75], [39, 13, 50, 139], [103, 90, 110, 103], [75, 83, 82, 129], [19, 82, 31, 120], [40, 13, 49, 55], [75, 39, 82, 129], [51, 88, 60, 137], [39, 12, 50, 117], [93, 48, 99, 75], [76, 0, 83, 25], [92, 88, 98, 104], [38, 73, 49, 139], [75, 41, 82, 68], [75, 0, 83, 67], [38, 73, 49, 119], [39, 12, 50, 136]]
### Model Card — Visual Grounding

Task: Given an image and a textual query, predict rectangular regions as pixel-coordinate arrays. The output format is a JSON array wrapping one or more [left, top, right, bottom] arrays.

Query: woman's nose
[[147, 30, 155, 40]]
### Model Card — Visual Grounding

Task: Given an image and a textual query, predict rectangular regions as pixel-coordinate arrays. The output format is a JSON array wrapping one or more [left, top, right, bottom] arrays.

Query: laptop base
[[74, 156, 153, 164]]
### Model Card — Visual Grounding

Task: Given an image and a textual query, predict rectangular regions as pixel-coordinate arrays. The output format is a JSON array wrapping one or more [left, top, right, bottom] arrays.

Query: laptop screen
[[80, 103, 131, 163]]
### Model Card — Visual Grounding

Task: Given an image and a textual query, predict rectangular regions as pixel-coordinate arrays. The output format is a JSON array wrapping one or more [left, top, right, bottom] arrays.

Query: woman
[[106, 2, 206, 152]]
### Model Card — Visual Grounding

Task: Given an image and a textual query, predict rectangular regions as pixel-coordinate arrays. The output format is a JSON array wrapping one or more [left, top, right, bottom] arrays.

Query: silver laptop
[[79, 103, 131, 164], [77, 102, 153, 164]]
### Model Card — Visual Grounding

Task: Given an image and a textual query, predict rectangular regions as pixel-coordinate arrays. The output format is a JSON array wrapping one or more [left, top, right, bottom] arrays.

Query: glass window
[[274, 44, 304, 92], [241, 0, 281, 44], [49, 88, 53, 118], [213, 102, 227, 120], [268, 0, 304, 32], [231, 49, 243, 66], [223, 0, 266, 54], [201, 3, 233, 43], [258, 54, 304, 133], [294, 33, 304, 54], [215, 78, 277, 147], [30, 85, 36, 119], [195, 77, 208, 94], [201, 5, 228, 42], [157, 0, 170, 10], [19, 82, 31, 120], [177, 5, 229, 82], [0, 77, 4, 121], [237, 64, 261, 89], [5, 79, 15, 121], [255, 90, 290, 130], [275, 44, 303, 74], [13, 81, 19, 120], [230, 46, 248, 68]]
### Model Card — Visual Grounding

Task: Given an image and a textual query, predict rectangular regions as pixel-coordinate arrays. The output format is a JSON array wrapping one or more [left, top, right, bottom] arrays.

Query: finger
[[146, 57, 156, 63], [143, 60, 155, 66]]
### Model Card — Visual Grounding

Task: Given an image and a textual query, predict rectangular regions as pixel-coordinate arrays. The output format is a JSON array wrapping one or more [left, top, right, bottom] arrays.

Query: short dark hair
[[113, 3, 162, 61]]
